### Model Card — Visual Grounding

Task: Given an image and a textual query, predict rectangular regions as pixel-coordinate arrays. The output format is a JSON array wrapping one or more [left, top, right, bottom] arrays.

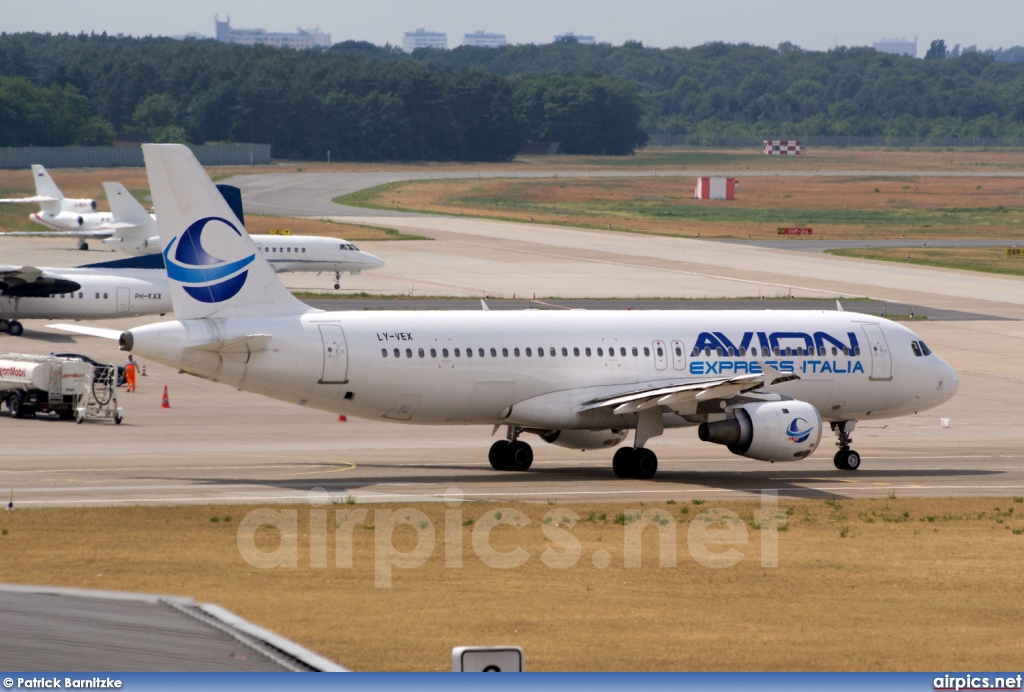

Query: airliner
[[99, 181, 386, 286], [1, 258, 168, 336], [0, 165, 116, 248], [58, 145, 959, 478]]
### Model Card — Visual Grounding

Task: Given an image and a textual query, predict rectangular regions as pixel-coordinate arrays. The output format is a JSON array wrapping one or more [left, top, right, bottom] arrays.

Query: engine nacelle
[[698, 400, 822, 462], [539, 429, 628, 451]]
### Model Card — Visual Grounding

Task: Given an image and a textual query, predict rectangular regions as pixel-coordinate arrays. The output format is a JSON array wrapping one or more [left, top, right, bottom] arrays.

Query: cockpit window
[[911, 341, 922, 357], [919, 341, 932, 356]]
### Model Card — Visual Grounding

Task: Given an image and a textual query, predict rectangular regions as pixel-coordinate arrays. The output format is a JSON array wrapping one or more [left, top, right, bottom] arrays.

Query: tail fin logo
[[163, 216, 255, 304]]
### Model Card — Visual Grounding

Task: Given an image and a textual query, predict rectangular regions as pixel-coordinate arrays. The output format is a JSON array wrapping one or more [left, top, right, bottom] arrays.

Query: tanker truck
[[0, 353, 123, 424]]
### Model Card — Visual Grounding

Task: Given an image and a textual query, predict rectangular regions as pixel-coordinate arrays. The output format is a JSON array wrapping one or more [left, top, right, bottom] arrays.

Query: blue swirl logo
[[786, 418, 813, 444], [163, 216, 255, 303]]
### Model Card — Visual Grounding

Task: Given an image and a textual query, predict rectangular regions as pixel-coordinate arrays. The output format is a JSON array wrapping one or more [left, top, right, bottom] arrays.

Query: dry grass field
[[1, 497, 1022, 671], [346, 175, 1024, 242], [828, 246, 1024, 277]]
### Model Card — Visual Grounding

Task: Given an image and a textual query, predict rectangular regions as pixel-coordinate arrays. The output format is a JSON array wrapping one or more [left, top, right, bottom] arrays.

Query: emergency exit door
[[318, 324, 349, 384]]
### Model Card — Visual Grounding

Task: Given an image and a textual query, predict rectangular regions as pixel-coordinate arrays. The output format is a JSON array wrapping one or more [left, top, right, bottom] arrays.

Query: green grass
[[826, 247, 1024, 277]]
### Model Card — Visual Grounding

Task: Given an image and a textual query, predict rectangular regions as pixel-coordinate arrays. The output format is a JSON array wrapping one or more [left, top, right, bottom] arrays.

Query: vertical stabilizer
[[142, 143, 309, 320], [103, 183, 154, 228], [31, 165, 62, 212]]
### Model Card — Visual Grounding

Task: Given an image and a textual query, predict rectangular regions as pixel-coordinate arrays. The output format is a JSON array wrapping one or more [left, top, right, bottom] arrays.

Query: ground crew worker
[[124, 354, 137, 393]]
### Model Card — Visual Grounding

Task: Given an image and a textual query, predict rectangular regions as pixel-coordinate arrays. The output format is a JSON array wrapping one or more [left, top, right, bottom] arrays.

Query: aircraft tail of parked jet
[[145, 144, 309, 321]]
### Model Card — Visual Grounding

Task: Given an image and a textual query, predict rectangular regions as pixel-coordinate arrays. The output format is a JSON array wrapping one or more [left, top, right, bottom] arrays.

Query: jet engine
[[539, 429, 628, 451], [698, 400, 822, 461]]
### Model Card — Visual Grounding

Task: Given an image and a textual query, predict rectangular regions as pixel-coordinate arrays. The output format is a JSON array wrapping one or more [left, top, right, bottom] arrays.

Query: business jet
[[101, 181, 386, 286], [1, 256, 169, 336], [0, 165, 118, 249], [57, 144, 959, 477]]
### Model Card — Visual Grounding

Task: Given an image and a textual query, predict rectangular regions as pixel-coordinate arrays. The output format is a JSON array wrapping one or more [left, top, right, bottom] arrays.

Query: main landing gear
[[0, 299, 25, 336], [333, 271, 342, 290], [489, 427, 534, 471], [612, 447, 658, 480], [832, 421, 861, 471]]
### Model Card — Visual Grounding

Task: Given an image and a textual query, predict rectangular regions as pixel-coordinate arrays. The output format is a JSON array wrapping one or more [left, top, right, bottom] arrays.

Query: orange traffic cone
[[161, 386, 171, 409], [141, 364, 147, 377]]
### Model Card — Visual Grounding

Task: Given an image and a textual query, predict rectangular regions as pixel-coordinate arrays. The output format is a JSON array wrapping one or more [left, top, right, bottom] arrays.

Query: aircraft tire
[[488, 440, 511, 470], [507, 440, 534, 471], [834, 450, 861, 471], [7, 321, 23, 336], [633, 448, 659, 480], [612, 447, 633, 478]]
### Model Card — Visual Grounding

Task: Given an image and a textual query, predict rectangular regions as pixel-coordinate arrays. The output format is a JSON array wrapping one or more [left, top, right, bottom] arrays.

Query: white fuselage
[[30, 210, 115, 232], [127, 309, 958, 432], [252, 236, 385, 274], [1, 269, 170, 321]]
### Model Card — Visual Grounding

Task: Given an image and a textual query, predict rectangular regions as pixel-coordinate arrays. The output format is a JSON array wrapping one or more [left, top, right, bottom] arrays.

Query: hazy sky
[[3, 0, 1022, 54]]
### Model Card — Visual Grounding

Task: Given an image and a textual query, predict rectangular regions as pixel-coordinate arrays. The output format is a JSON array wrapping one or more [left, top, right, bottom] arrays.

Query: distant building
[[872, 37, 917, 57], [214, 15, 331, 49], [463, 30, 506, 48], [403, 28, 448, 52], [554, 32, 595, 45]]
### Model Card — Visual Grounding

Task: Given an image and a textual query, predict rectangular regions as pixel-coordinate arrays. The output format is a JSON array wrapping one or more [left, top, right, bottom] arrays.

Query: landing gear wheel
[[0, 319, 7, 332], [834, 449, 861, 471], [488, 439, 534, 471], [81, 242, 89, 251], [612, 447, 659, 479], [7, 391, 24, 419], [7, 321, 23, 336], [488, 440, 510, 470], [506, 440, 534, 470], [334, 283, 341, 290]]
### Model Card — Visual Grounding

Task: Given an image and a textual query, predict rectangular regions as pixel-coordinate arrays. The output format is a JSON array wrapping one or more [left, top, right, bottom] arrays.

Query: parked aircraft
[[93, 181, 386, 286], [0, 256, 169, 336], [57, 144, 959, 477], [0, 165, 116, 249]]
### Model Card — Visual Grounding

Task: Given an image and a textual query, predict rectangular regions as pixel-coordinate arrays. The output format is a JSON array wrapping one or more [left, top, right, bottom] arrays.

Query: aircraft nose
[[362, 252, 385, 269], [943, 361, 959, 397]]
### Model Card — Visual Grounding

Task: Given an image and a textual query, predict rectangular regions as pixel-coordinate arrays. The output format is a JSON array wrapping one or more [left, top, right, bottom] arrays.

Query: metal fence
[[0, 144, 272, 169], [646, 134, 1024, 148]]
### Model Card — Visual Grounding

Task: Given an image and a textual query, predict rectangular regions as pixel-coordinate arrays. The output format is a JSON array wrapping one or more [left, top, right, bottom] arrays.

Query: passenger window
[[562, 347, 568, 357], [104, 293, 108, 299], [443, 348, 449, 358], [574, 347, 580, 356], [502, 348, 508, 357], [302, 248, 306, 253], [514, 347, 520, 357], [919, 341, 932, 356], [658, 347, 665, 357], [479, 348, 485, 358], [597, 347, 603, 356], [620, 347, 626, 356], [691, 347, 699, 357], [455, 348, 461, 357], [717, 347, 724, 357], [79, 292, 83, 299], [526, 347, 532, 357], [550, 347, 556, 357], [911, 342, 922, 357], [406, 348, 413, 358], [585, 347, 592, 356], [381, 349, 387, 357], [643, 347, 650, 357], [703, 348, 710, 357], [538, 347, 544, 358], [466, 348, 473, 358], [394, 348, 400, 358], [418, 348, 425, 358], [832, 347, 838, 356], [842, 347, 850, 356], [854, 347, 861, 356], [632, 347, 638, 356], [773, 347, 780, 356], [490, 348, 497, 357], [95, 293, 99, 299], [430, 348, 437, 358]]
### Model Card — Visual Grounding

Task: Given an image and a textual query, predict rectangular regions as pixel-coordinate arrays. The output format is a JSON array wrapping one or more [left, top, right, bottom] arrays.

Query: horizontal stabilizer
[[46, 324, 124, 340], [79, 254, 166, 270]]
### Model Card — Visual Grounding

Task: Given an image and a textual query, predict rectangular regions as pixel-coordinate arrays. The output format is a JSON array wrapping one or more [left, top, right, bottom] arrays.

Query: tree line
[[0, 33, 646, 159], [412, 39, 1024, 138], [5, 32, 1024, 159]]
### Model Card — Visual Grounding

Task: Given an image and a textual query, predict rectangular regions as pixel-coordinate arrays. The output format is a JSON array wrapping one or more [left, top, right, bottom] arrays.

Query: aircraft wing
[[579, 369, 800, 415], [0, 196, 57, 204], [0, 265, 81, 297], [0, 229, 117, 239]]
